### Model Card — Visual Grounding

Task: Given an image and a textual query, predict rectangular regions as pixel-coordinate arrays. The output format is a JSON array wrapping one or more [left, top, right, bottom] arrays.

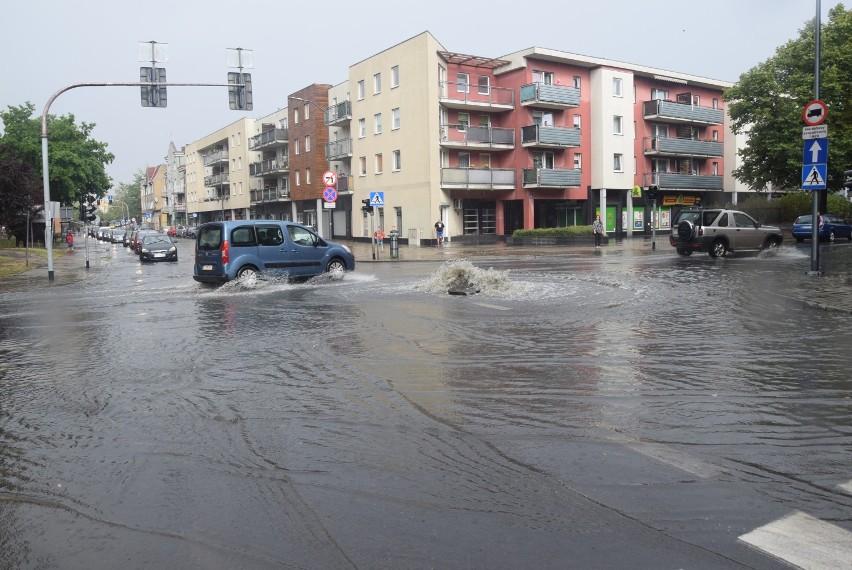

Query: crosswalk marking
[[739, 511, 852, 570]]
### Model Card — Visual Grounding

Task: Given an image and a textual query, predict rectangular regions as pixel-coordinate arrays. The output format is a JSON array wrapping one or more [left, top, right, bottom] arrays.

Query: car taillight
[[221, 240, 229, 264]]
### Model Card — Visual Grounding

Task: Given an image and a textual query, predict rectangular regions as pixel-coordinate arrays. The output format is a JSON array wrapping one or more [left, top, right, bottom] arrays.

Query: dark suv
[[670, 208, 783, 258]]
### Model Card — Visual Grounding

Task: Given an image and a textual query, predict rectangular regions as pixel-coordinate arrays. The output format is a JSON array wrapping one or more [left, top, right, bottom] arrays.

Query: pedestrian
[[66, 230, 74, 251], [374, 227, 385, 251], [592, 214, 604, 248], [434, 219, 445, 245]]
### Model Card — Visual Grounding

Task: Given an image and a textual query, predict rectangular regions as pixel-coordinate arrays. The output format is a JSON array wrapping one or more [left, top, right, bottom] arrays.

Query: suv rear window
[[675, 210, 721, 226]]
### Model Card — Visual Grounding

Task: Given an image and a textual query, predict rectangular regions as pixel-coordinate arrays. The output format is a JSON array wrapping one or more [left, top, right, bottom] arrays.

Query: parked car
[[670, 208, 784, 258], [132, 230, 157, 254], [193, 220, 355, 284], [185, 226, 198, 238], [791, 213, 852, 243], [139, 234, 178, 262]]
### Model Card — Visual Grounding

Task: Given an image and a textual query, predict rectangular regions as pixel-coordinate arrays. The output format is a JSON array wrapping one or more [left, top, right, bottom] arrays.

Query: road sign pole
[[810, 0, 822, 274]]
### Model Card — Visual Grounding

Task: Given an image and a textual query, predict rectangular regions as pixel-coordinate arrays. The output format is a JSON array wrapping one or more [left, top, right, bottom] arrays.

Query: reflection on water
[[0, 244, 850, 567]]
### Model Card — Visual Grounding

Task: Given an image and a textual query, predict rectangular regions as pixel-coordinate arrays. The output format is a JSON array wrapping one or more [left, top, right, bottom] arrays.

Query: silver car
[[670, 208, 784, 258]]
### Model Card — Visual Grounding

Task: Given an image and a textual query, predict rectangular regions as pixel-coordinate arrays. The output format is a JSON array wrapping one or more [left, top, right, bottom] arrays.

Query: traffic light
[[361, 198, 373, 214], [228, 72, 253, 111], [646, 185, 659, 201], [140, 67, 167, 108], [79, 194, 86, 222], [83, 193, 99, 223]]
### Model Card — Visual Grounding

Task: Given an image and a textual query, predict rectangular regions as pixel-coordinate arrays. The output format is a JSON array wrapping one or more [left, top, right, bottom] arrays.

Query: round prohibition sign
[[323, 187, 338, 202], [802, 100, 827, 126], [322, 170, 338, 187]]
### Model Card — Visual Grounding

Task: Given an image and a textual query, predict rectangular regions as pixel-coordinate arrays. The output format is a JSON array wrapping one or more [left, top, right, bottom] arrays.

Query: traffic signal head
[[84, 192, 99, 222], [361, 198, 373, 213], [228, 72, 253, 111], [647, 185, 659, 201]]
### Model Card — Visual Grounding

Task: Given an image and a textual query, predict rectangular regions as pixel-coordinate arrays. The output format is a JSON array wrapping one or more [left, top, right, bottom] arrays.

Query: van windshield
[[197, 226, 223, 250]]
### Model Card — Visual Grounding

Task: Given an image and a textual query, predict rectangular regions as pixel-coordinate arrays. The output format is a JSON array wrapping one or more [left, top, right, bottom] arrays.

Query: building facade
[[141, 164, 167, 229]]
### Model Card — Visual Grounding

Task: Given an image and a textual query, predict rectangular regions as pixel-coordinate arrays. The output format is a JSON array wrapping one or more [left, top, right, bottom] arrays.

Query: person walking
[[592, 214, 604, 248], [434, 219, 445, 245], [66, 230, 74, 251]]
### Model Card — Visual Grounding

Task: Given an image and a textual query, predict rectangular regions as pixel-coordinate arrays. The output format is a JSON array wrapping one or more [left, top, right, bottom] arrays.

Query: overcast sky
[[0, 0, 840, 188]]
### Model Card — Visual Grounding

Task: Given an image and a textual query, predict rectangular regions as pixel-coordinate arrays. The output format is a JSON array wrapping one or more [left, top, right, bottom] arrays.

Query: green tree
[[103, 171, 145, 222], [0, 143, 41, 230], [725, 5, 852, 192], [0, 102, 114, 209]]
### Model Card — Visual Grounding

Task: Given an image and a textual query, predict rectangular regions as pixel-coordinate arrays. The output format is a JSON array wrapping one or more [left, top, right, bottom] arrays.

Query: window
[[479, 153, 490, 169], [712, 130, 719, 141], [375, 153, 383, 174], [652, 88, 668, 100], [478, 75, 490, 95], [533, 70, 554, 85], [457, 73, 469, 93], [304, 104, 309, 120], [358, 118, 366, 138], [712, 97, 719, 109], [573, 115, 581, 129], [295, 170, 301, 186], [305, 136, 310, 152], [458, 152, 470, 168], [357, 80, 365, 100], [393, 150, 401, 171], [392, 108, 400, 130], [294, 139, 300, 155], [359, 156, 367, 176], [294, 108, 300, 124], [573, 153, 582, 170], [391, 65, 399, 88], [478, 115, 490, 128], [613, 116, 623, 135], [713, 161, 719, 175], [613, 154, 623, 172], [573, 76, 581, 89], [613, 77, 623, 97], [306, 168, 311, 184], [373, 73, 381, 94], [374, 113, 382, 134], [533, 151, 554, 169], [457, 112, 469, 132]]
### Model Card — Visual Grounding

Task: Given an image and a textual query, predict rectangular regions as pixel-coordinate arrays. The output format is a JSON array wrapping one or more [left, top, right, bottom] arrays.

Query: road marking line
[[475, 303, 511, 311], [839, 480, 852, 495], [627, 443, 721, 478], [739, 511, 852, 570]]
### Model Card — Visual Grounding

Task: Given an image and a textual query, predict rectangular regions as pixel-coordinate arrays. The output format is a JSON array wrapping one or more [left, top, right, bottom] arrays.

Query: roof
[[438, 51, 510, 70]]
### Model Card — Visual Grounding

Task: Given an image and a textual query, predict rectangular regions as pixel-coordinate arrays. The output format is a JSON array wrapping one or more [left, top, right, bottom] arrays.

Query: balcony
[[439, 81, 514, 112], [203, 149, 229, 166], [520, 83, 581, 109], [250, 185, 290, 203], [249, 128, 288, 150], [203, 172, 230, 188], [644, 172, 724, 191], [521, 125, 580, 148], [326, 138, 353, 161], [336, 176, 349, 194], [249, 158, 289, 177], [643, 100, 724, 126], [522, 168, 582, 188], [324, 100, 352, 126], [440, 167, 515, 191], [173, 203, 186, 213], [439, 125, 515, 150], [643, 136, 723, 158]]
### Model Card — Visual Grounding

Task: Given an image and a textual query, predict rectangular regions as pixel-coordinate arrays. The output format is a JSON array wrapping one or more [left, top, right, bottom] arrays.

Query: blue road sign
[[323, 187, 338, 202], [802, 164, 827, 190], [369, 191, 384, 206], [803, 138, 828, 165]]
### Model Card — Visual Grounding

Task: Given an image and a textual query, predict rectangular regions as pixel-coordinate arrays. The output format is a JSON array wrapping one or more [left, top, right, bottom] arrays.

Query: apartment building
[[164, 142, 186, 228], [141, 164, 166, 229]]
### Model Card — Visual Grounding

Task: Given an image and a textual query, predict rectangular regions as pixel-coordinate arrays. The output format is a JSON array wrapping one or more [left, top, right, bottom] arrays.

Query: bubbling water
[[420, 259, 518, 296]]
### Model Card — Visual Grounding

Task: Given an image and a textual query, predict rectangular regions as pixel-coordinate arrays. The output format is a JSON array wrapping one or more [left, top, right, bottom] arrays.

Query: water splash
[[419, 259, 517, 296]]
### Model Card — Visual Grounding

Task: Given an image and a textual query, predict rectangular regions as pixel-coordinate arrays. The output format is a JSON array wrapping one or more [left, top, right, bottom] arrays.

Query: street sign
[[323, 187, 338, 203], [802, 125, 828, 140], [323, 201, 336, 209], [803, 138, 828, 165], [323, 170, 337, 187], [802, 164, 827, 190], [369, 191, 384, 206], [802, 100, 827, 126]]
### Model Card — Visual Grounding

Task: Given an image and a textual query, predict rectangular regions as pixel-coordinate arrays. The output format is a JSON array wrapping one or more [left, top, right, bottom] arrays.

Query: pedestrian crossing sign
[[801, 164, 827, 190], [370, 192, 384, 206]]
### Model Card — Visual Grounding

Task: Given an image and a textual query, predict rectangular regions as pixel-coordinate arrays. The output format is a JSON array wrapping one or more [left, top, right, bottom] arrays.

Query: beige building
[[141, 164, 167, 229], [185, 118, 255, 224]]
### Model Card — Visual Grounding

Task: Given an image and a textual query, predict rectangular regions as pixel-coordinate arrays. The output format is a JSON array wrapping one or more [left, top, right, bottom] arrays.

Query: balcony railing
[[326, 138, 353, 161], [644, 172, 724, 191], [173, 203, 186, 212], [203, 172, 230, 187], [643, 136, 723, 157], [520, 83, 581, 108], [440, 167, 515, 190], [250, 186, 290, 203], [521, 125, 581, 147], [439, 81, 515, 111], [203, 149, 229, 166], [643, 100, 724, 125], [249, 158, 289, 177], [324, 100, 352, 125], [249, 128, 288, 150], [522, 168, 582, 188], [440, 125, 515, 149]]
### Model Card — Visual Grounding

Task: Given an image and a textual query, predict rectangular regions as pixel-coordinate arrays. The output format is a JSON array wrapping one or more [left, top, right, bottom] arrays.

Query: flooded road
[[1, 238, 851, 569]]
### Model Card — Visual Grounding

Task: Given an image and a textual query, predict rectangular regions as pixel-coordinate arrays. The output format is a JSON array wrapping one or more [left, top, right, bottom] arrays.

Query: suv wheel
[[677, 220, 696, 240], [676, 247, 693, 256], [709, 239, 727, 258]]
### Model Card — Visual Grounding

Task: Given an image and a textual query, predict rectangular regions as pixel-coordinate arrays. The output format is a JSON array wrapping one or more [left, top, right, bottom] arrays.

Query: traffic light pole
[[40, 80, 250, 282]]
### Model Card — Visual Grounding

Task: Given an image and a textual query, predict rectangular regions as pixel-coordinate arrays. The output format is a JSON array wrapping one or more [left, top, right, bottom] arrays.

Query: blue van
[[193, 220, 355, 284]]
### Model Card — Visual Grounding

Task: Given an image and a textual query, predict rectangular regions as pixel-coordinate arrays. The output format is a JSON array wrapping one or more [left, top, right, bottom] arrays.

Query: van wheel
[[326, 258, 346, 278], [237, 265, 260, 285], [709, 239, 727, 258]]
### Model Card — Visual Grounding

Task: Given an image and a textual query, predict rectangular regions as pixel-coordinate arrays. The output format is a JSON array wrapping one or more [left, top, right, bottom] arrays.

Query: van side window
[[257, 225, 284, 246], [231, 226, 257, 246], [287, 225, 314, 246]]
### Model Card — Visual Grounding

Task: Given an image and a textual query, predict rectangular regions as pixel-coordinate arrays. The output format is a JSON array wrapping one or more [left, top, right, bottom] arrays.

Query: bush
[[512, 225, 594, 238], [776, 191, 852, 221]]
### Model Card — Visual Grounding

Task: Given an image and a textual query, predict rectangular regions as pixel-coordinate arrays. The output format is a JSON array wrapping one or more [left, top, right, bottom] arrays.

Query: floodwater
[[1, 238, 851, 569]]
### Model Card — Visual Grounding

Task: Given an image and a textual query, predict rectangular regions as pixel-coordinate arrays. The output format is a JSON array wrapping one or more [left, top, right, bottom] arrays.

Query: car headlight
[[141, 248, 150, 253], [169, 247, 176, 252]]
